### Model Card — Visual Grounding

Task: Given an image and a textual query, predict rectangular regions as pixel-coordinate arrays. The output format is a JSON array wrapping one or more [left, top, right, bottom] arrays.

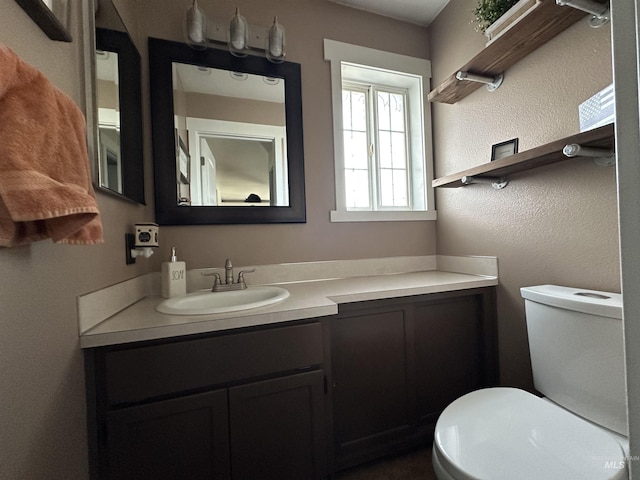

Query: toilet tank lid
[[521, 285, 622, 319]]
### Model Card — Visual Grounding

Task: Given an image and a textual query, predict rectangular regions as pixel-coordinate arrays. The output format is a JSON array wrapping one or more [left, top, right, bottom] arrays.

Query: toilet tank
[[520, 285, 627, 436]]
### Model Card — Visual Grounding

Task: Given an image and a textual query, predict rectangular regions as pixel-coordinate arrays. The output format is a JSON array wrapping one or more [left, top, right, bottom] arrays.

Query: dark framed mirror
[[149, 37, 306, 225], [86, 0, 145, 205], [95, 27, 144, 203], [15, 0, 71, 42]]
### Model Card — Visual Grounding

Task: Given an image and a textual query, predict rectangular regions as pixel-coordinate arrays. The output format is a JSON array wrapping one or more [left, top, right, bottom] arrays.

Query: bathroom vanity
[[81, 259, 498, 479], [85, 321, 327, 480], [329, 288, 497, 471]]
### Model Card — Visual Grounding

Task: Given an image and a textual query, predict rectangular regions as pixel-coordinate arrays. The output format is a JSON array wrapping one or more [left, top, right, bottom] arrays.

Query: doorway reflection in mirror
[[177, 136, 191, 205], [172, 62, 288, 207], [96, 49, 122, 193]]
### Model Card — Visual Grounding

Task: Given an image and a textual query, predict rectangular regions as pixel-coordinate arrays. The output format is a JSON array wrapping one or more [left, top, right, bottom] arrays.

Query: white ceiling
[[327, 0, 450, 26]]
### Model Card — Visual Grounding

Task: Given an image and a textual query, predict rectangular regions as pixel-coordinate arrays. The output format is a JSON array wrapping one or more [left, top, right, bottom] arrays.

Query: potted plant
[[473, 0, 542, 43]]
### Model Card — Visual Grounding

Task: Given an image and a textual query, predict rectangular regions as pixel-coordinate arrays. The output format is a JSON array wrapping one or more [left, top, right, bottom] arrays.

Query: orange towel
[[0, 44, 103, 246]]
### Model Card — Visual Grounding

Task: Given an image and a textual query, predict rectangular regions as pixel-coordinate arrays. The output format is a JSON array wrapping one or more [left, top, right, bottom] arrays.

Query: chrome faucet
[[208, 259, 255, 292]]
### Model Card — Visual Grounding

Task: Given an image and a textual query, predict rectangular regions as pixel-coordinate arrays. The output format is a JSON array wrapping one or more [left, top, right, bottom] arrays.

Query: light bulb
[[266, 16, 285, 63], [185, 0, 207, 50], [228, 7, 249, 57]]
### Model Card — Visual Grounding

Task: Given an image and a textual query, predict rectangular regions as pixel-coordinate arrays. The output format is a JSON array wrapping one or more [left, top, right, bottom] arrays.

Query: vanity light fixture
[[456, 71, 503, 91], [266, 16, 286, 63], [185, 0, 207, 50], [555, 0, 610, 27], [184, 1, 286, 63], [228, 7, 249, 57]]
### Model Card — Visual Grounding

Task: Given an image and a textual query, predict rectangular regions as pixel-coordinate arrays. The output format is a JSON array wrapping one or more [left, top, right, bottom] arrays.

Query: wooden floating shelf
[[432, 124, 615, 188], [428, 0, 587, 104]]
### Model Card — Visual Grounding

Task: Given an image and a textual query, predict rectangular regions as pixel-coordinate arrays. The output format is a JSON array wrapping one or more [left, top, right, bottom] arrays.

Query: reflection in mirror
[[93, 1, 145, 204], [96, 46, 121, 192], [172, 63, 288, 207], [149, 37, 306, 224], [16, 0, 71, 42]]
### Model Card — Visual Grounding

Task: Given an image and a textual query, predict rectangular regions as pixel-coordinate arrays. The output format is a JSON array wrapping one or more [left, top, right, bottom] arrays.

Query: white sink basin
[[156, 286, 290, 315]]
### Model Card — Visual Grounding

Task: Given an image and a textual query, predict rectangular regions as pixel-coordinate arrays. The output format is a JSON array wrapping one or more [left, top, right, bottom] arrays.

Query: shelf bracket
[[563, 143, 615, 167], [461, 175, 509, 189], [555, 0, 610, 27], [456, 71, 503, 92]]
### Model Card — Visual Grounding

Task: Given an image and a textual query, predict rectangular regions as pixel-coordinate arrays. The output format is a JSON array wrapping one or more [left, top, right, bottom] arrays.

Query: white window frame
[[324, 39, 436, 222]]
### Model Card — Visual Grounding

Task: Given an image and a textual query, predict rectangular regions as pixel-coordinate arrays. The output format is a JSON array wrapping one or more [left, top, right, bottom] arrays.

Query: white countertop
[[80, 270, 497, 348]]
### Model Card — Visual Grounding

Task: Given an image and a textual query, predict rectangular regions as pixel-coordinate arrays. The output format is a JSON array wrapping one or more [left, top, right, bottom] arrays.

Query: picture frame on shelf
[[491, 138, 519, 161]]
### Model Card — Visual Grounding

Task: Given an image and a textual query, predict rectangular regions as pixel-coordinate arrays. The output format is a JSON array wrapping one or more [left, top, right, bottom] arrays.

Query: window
[[343, 83, 410, 210], [325, 39, 436, 222]]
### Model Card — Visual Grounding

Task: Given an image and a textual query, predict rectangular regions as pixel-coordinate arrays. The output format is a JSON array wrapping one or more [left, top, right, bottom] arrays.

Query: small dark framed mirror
[[15, 0, 71, 42], [95, 27, 144, 203], [149, 37, 306, 225]]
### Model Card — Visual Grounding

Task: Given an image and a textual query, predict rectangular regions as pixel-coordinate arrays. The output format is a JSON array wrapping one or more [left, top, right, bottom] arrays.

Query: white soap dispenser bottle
[[162, 247, 187, 298]]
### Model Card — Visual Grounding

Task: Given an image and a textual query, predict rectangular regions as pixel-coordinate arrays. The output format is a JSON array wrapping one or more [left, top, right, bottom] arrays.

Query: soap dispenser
[[162, 247, 187, 298]]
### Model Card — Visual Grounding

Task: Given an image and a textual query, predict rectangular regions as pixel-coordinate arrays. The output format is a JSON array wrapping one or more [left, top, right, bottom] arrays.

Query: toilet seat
[[433, 387, 627, 480]]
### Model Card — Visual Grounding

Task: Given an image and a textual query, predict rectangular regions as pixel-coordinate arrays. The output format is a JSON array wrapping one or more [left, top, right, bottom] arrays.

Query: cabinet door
[[331, 308, 411, 468], [413, 296, 483, 425], [105, 390, 230, 480], [229, 371, 326, 480]]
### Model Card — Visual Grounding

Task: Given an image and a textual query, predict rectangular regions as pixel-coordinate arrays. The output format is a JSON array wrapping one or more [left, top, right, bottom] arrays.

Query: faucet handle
[[209, 273, 222, 292], [237, 269, 255, 287]]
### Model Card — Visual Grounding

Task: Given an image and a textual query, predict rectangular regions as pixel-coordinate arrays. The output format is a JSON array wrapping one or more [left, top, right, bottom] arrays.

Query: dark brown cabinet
[[229, 371, 326, 480], [84, 286, 497, 479], [329, 288, 497, 470], [331, 309, 412, 466], [85, 321, 327, 480], [413, 294, 495, 426], [105, 390, 231, 480]]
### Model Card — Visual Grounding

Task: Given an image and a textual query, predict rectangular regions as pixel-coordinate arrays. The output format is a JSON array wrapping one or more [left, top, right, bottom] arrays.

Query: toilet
[[432, 285, 628, 480]]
